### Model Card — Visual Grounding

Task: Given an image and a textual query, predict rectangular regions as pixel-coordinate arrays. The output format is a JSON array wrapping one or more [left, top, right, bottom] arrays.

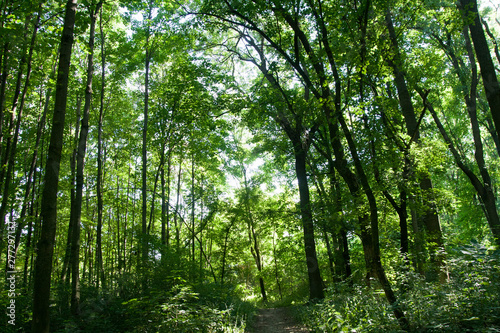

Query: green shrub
[[298, 245, 500, 332]]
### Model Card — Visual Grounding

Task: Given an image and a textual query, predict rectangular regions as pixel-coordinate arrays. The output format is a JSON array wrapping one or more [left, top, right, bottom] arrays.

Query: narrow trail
[[246, 307, 310, 333]]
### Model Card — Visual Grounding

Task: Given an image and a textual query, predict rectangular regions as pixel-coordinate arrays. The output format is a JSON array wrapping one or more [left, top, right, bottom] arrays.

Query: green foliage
[[48, 282, 251, 333], [298, 246, 500, 332]]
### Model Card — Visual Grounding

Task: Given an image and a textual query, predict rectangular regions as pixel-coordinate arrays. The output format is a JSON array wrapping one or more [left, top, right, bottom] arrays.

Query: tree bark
[[294, 147, 324, 300], [95, 3, 106, 290], [61, 96, 81, 284], [0, 10, 39, 247], [241, 165, 268, 302], [423, 94, 500, 246], [141, 3, 152, 292], [385, 9, 447, 282], [460, 0, 500, 152], [70, 1, 101, 316], [31, 1, 77, 332]]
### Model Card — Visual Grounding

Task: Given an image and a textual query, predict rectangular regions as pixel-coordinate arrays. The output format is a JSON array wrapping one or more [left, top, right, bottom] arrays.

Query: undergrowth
[[297, 245, 500, 332], [49, 281, 254, 333]]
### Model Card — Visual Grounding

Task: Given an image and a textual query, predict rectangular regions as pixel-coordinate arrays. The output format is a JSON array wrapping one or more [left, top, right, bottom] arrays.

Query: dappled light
[[0, 0, 500, 332]]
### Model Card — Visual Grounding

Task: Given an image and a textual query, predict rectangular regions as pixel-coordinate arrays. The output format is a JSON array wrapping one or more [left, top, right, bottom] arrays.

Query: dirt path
[[246, 307, 310, 333]]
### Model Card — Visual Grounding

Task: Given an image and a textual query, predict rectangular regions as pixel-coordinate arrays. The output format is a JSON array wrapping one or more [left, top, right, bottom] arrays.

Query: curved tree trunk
[[385, 9, 447, 282]]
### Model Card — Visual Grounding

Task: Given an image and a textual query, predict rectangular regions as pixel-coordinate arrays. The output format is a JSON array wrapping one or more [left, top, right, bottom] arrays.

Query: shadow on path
[[246, 307, 310, 333]]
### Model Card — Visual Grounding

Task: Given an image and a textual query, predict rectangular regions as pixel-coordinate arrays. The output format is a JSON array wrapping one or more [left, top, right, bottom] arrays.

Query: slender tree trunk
[[95, 4, 106, 290], [147, 163, 161, 234], [0, 40, 10, 158], [166, 148, 172, 249], [460, 0, 500, 150], [241, 166, 268, 302], [191, 152, 195, 265], [174, 152, 183, 258], [220, 218, 235, 285], [61, 97, 81, 285], [116, 176, 122, 275], [309, 157, 341, 282], [0, 1, 14, 158], [272, 231, 283, 300], [0, 14, 30, 196], [31, 1, 77, 331], [70, 2, 101, 315], [386, 9, 447, 282], [12, 59, 55, 273], [161, 141, 166, 247], [141, 4, 152, 292], [0, 10, 40, 248], [424, 95, 500, 246]]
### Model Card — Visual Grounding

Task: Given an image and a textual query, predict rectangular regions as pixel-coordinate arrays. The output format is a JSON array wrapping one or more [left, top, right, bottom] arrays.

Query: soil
[[246, 307, 310, 333]]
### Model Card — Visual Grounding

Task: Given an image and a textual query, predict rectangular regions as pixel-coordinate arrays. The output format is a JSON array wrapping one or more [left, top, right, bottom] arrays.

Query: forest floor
[[246, 307, 310, 333]]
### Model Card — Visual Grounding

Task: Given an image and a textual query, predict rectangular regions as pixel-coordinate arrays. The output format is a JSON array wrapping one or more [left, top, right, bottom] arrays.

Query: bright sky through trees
[[0, 0, 499, 332]]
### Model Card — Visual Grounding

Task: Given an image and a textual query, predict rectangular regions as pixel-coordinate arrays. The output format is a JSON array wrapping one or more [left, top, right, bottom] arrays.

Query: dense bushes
[[297, 246, 500, 332], [47, 282, 253, 333]]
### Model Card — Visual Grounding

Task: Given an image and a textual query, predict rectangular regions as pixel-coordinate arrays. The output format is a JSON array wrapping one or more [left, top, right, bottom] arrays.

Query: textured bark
[[31, 1, 77, 332]]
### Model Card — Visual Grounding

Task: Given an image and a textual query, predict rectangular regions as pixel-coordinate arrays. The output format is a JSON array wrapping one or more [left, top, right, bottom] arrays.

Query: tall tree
[[95, 0, 106, 291], [385, 8, 447, 282], [0, 3, 40, 250], [460, 0, 500, 157], [69, 0, 102, 316], [140, 0, 154, 292], [31, 0, 78, 332]]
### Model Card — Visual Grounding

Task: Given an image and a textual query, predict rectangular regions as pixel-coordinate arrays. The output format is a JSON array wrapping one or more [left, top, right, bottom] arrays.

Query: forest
[[1, 0, 500, 332]]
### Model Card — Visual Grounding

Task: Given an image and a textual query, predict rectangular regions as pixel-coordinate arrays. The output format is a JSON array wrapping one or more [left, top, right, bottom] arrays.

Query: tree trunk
[[95, 3, 106, 290], [31, 1, 77, 332], [294, 147, 324, 300], [141, 4, 152, 292], [424, 95, 500, 246], [0, 40, 10, 158], [0, 10, 39, 248], [13, 58, 55, 275], [0, 15, 30, 197], [248, 40, 325, 300], [220, 217, 235, 285], [385, 9, 447, 282], [161, 145, 171, 267], [70, 2, 101, 315], [174, 151, 183, 258], [241, 166, 268, 302], [61, 96, 81, 284], [161, 141, 166, 246], [460, 0, 500, 151]]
